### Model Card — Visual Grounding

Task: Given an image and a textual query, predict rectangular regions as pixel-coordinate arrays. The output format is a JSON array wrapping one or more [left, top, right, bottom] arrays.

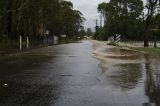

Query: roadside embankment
[[91, 40, 144, 65]]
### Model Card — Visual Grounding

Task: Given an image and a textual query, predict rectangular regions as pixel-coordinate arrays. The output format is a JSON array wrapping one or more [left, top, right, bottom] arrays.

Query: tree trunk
[[100, 13, 102, 28], [154, 35, 157, 48], [144, 34, 149, 47], [144, 26, 149, 47], [7, 12, 12, 39]]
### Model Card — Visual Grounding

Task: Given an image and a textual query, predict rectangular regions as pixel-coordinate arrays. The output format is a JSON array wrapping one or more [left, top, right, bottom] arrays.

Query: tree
[[0, 0, 85, 42], [97, 0, 144, 41], [143, 0, 159, 47], [86, 28, 93, 37], [98, 2, 107, 27]]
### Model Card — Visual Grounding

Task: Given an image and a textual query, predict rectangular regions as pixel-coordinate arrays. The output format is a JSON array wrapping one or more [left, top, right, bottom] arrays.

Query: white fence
[[119, 41, 160, 47]]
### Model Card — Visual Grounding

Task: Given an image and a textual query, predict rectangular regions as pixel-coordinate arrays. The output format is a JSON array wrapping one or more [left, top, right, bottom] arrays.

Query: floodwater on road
[[93, 41, 160, 106], [0, 40, 160, 106]]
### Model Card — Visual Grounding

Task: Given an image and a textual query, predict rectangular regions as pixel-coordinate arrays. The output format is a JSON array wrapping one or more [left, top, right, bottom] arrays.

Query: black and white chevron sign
[[115, 34, 121, 43]]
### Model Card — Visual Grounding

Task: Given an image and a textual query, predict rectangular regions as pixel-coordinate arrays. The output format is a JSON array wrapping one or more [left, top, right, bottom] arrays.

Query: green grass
[[131, 47, 160, 53]]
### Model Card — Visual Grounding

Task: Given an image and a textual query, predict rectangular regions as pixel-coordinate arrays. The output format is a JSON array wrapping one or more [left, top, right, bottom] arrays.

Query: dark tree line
[[97, 0, 160, 47], [0, 0, 85, 42]]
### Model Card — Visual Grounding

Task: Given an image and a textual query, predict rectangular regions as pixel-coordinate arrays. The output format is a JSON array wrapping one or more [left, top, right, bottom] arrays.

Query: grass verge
[[130, 47, 160, 53]]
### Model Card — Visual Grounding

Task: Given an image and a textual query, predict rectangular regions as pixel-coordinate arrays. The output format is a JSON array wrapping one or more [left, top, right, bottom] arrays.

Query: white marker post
[[45, 30, 49, 44], [20, 35, 22, 50], [27, 36, 29, 48], [54, 36, 58, 44]]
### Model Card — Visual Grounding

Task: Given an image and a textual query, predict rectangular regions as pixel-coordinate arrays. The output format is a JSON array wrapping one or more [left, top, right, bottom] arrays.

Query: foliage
[[86, 28, 93, 36], [97, 0, 160, 47], [0, 0, 85, 41]]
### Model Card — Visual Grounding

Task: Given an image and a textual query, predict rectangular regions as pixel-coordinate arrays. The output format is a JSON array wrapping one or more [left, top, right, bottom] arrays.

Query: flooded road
[[93, 41, 160, 106], [0, 40, 160, 106]]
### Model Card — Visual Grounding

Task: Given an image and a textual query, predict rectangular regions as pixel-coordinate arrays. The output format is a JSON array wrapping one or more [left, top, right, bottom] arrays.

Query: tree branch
[[0, 0, 30, 20]]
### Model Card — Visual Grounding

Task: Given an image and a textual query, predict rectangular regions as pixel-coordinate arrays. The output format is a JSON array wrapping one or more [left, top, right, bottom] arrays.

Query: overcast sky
[[68, 0, 145, 30], [67, 0, 109, 30]]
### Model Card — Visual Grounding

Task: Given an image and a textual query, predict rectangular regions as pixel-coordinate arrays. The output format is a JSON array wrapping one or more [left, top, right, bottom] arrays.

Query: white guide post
[[27, 36, 29, 48], [20, 35, 22, 50]]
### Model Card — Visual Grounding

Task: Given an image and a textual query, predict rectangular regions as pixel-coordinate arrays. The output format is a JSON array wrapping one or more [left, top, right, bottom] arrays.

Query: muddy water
[[94, 45, 160, 106]]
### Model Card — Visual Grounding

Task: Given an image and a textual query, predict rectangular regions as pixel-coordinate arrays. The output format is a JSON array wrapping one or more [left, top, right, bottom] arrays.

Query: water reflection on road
[[144, 54, 160, 106], [94, 44, 160, 106], [104, 63, 143, 90], [0, 55, 60, 105]]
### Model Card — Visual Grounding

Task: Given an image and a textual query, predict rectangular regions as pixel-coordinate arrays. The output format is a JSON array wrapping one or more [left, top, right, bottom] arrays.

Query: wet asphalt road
[[0, 41, 160, 106]]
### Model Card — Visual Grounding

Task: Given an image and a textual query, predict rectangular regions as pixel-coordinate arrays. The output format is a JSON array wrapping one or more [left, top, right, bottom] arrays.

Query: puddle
[[92, 41, 160, 106], [105, 55, 141, 60], [102, 63, 143, 90]]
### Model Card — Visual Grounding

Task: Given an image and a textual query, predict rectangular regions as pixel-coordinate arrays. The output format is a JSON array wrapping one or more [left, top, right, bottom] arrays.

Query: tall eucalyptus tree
[[0, 0, 85, 41], [97, 0, 144, 40], [143, 0, 159, 47]]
